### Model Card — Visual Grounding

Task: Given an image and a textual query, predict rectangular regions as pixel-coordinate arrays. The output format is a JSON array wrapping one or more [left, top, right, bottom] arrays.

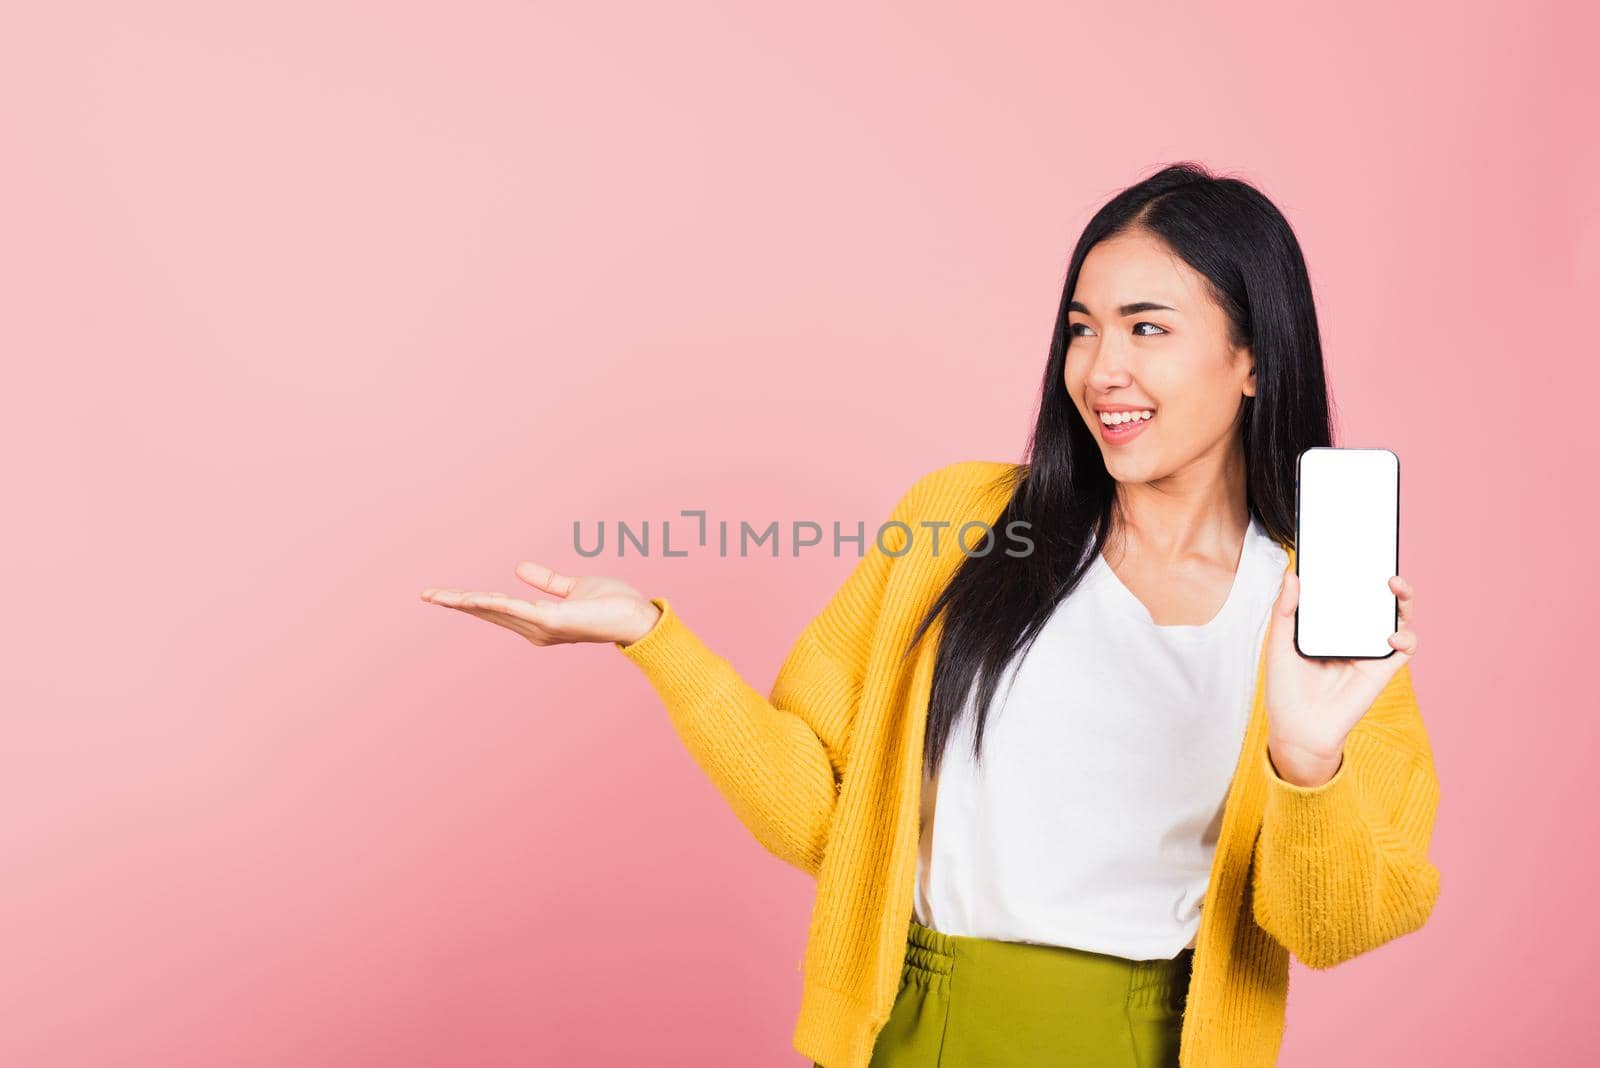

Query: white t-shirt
[[913, 514, 1290, 961]]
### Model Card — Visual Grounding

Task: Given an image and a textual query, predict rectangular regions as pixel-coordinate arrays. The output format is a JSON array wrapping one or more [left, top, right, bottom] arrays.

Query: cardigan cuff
[[1259, 746, 1362, 847], [1262, 745, 1347, 793], [614, 596, 730, 701]]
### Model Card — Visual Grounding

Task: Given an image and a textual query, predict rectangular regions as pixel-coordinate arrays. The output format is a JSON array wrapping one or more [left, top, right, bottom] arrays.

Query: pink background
[[3, 2, 1594, 1065]]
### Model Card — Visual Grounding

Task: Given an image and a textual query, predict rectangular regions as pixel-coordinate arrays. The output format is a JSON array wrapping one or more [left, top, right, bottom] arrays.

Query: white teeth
[[1099, 410, 1154, 425]]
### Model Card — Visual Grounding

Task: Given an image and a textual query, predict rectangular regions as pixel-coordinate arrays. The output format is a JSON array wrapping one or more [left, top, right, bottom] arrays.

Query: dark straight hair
[[907, 162, 1334, 781]]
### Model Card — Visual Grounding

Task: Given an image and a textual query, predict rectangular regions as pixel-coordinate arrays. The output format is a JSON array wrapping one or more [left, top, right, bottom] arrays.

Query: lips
[[1098, 411, 1154, 444]]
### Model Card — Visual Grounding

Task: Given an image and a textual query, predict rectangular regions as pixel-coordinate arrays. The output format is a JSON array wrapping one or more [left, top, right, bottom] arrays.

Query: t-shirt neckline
[[1089, 516, 1272, 640]]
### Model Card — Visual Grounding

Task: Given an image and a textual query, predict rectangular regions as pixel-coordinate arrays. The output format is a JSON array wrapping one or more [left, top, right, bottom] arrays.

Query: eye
[[1069, 321, 1166, 338]]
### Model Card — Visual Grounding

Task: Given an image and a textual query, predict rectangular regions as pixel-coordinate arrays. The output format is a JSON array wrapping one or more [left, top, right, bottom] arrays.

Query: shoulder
[[897, 460, 1023, 522]]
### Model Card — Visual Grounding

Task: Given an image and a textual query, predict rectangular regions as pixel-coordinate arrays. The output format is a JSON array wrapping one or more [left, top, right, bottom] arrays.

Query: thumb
[[516, 561, 577, 597], [1268, 569, 1299, 653]]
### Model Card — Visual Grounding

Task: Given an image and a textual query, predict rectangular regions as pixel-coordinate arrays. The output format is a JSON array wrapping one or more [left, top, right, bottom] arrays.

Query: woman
[[420, 162, 1441, 1067]]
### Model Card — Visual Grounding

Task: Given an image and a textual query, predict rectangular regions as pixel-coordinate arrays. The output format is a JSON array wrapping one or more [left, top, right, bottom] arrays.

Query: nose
[[1084, 330, 1135, 389]]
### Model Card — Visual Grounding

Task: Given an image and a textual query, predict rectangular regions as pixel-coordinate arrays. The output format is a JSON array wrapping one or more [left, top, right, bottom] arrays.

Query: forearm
[[1252, 733, 1441, 968], [617, 596, 841, 876]]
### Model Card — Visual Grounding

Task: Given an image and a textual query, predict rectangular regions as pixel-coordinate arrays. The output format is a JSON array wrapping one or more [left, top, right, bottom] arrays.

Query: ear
[[1241, 345, 1256, 398]]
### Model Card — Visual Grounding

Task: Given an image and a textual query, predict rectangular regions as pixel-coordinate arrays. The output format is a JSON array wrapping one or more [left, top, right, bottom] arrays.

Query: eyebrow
[[1068, 300, 1179, 317]]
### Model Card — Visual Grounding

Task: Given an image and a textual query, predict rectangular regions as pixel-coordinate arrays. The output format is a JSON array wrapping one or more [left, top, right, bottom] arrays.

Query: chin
[[1103, 452, 1165, 482]]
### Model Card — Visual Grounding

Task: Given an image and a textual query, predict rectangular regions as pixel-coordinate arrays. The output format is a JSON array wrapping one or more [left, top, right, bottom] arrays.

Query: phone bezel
[[1292, 446, 1401, 660]]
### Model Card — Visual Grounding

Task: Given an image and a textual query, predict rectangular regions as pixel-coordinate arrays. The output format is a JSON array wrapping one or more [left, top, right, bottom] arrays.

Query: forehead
[[1071, 232, 1205, 311]]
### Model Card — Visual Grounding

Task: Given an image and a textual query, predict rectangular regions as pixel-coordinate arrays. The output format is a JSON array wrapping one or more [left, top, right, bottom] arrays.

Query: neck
[[1108, 440, 1251, 564]]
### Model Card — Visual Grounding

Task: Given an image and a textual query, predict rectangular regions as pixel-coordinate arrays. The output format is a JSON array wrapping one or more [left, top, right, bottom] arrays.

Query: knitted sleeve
[[1250, 663, 1442, 968], [611, 474, 922, 878]]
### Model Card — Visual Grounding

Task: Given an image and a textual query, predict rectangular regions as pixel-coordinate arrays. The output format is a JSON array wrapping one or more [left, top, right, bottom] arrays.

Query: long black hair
[[908, 161, 1334, 781]]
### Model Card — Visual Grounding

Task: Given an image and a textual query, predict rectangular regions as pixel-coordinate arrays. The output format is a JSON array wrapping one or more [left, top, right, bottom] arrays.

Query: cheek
[[1062, 356, 1084, 395], [1154, 376, 1240, 442]]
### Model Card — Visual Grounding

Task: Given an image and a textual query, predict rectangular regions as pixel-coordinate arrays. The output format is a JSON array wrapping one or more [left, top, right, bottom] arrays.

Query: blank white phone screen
[[1295, 447, 1400, 658]]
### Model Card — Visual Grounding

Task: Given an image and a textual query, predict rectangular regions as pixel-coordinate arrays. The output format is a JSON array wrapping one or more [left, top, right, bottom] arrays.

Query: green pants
[[821, 917, 1193, 1068]]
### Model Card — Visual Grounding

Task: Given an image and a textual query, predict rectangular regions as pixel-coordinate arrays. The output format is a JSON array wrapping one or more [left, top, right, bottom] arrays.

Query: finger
[[424, 587, 498, 608], [457, 605, 547, 642], [1269, 569, 1299, 649], [423, 587, 583, 646], [1388, 627, 1418, 657], [421, 588, 533, 615], [438, 602, 559, 644], [516, 562, 578, 598], [454, 591, 558, 623], [1390, 575, 1415, 629]]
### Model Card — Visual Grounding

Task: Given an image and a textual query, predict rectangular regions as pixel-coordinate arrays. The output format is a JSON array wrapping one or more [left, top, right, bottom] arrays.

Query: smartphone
[[1293, 447, 1401, 659]]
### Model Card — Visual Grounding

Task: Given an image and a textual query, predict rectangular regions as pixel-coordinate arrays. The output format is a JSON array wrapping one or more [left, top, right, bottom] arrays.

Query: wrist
[[1266, 734, 1345, 788], [624, 599, 663, 646]]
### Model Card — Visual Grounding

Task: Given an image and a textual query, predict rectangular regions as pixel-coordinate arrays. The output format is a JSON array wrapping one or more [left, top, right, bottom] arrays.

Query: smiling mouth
[[1097, 410, 1155, 441]]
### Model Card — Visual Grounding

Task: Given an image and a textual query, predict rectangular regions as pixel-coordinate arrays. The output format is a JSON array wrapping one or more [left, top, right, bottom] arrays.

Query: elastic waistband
[[904, 917, 1193, 1009]]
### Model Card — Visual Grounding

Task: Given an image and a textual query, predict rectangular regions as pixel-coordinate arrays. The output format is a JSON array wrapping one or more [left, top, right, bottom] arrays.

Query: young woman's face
[[1063, 230, 1256, 483]]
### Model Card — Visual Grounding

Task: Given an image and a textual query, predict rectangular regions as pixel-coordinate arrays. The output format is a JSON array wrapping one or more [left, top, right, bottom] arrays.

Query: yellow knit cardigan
[[615, 459, 1441, 1068]]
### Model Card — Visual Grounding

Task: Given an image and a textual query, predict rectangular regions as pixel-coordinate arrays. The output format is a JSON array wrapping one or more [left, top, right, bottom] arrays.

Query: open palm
[[420, 562, 661, 647]]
